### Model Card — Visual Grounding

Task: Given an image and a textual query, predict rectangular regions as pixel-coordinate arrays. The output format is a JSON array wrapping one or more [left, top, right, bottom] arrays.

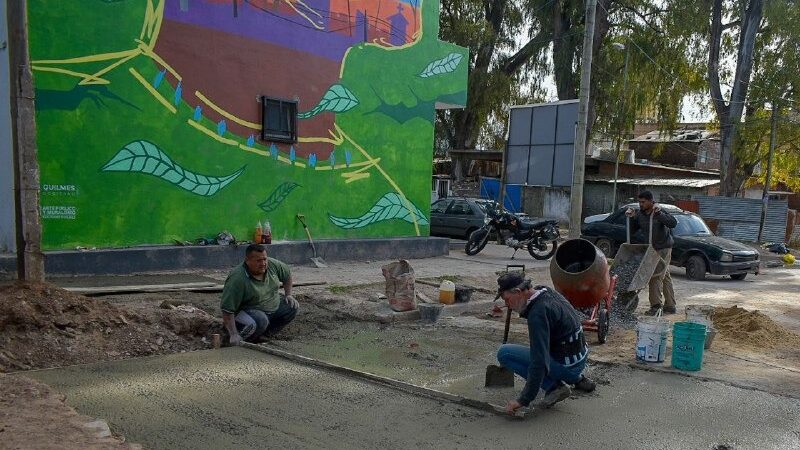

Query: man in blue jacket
[[495, 272, 595, 415]]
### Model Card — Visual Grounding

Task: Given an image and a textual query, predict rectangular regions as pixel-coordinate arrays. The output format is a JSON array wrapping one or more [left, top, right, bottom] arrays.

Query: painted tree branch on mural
[[328, 193, 429, 229], [297, 84, 360, 120], [257, 182, 302, 212], [101, 140, 245, 196], [418, 52, 463, 78]]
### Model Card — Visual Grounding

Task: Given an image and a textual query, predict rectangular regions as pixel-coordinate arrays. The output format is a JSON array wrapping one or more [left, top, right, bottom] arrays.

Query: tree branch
[[501, 29, 552, 75], [722, 20, 741, 30], [617, 2, 665, 34]]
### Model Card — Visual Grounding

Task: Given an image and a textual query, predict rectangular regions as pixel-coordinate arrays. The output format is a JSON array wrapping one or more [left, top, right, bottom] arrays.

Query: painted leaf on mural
[[418, 53, 464, 78], [101, 140, 245, 196], [328, 193, 430, 229], [257, 182, 301, 212], [297, 84, 359, 119]]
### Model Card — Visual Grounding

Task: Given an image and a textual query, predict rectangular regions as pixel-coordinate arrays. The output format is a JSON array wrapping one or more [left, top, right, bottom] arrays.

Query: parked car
[[430, 197, 498, 239], [581, 204, 760, 280]]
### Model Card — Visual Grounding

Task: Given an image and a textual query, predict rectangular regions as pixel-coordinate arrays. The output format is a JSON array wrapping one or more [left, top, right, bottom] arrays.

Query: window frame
[[261, 96, 298, 143]]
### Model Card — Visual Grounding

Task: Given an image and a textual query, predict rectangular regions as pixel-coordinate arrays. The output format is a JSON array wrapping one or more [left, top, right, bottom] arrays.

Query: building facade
[[4, 0, 467, 250]]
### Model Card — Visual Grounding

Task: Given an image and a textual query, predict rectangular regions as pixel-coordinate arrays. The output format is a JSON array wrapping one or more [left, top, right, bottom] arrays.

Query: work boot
[[662, 305, 677, 314], [643, 305, 662, 316], [573, 376, 596, 393], [540, 383, 571, 408]]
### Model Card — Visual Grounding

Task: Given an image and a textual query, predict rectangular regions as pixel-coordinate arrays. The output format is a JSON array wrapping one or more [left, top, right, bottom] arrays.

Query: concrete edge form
[[0, 237, 449, 276]]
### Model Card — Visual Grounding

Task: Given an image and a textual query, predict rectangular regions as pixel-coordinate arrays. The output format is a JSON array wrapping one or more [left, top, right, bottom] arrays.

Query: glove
[[285, 295, 299, 309]]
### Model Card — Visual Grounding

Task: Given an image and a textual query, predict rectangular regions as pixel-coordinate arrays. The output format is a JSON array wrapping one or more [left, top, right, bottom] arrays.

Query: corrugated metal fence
[[696, 196, 787, 242]]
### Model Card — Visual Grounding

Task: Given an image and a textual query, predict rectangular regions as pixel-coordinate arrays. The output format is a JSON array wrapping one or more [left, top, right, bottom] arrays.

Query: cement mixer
[[549, 238, 617, 343]]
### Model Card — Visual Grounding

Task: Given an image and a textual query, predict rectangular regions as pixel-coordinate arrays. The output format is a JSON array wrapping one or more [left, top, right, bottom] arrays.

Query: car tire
[[595, 238, 615, 258], [685, 255, 707, 281], [730, 273, 747, 281], [464, 227, 478, 240]]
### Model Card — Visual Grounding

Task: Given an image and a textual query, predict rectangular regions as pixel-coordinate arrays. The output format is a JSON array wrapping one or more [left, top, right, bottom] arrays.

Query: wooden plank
[[416, 279, 494, 294], [65, 280, 329, 296], [239, 342, 525, 419]]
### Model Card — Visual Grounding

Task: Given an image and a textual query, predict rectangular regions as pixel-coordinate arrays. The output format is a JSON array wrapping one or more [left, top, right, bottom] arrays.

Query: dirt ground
[[0, 374, 139, 449], [2, 244, 800, 448]]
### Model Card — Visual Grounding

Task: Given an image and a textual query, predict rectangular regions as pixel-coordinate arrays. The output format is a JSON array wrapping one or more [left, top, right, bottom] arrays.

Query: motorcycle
[[465, 207, 560, 259]]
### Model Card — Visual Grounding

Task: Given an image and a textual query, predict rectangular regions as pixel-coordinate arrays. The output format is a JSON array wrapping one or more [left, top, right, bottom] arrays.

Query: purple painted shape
[[163, 0, 368, 62]]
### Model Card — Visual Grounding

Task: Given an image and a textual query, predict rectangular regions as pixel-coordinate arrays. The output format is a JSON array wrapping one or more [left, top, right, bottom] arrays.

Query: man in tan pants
[[626, 191, 678, 315]]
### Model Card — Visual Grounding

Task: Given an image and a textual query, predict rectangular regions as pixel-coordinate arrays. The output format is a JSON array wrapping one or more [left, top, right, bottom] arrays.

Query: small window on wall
[[261, 97, 297, 143]]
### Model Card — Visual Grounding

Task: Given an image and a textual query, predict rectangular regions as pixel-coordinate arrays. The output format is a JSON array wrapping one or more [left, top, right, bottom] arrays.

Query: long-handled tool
[[485, 264, 525, 387], [296, 214, 327, 268]]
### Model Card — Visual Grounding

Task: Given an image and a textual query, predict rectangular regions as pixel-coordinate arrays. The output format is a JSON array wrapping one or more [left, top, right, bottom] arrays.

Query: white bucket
[[636, 318, 670, 362], [685, 305, 716, 349]]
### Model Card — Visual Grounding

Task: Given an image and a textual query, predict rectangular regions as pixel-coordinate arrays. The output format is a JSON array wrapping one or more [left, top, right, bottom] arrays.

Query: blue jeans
[[497, 344, 586, 392], [235, 296, 297, 342]]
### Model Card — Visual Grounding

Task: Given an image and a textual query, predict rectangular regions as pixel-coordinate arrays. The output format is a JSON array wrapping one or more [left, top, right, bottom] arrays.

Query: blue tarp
[[479, 177, 522, 213]]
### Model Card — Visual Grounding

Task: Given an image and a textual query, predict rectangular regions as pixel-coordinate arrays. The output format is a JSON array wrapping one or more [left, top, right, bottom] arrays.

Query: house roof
[[630, 129, 719, 143], [586, 176, 720, 188]]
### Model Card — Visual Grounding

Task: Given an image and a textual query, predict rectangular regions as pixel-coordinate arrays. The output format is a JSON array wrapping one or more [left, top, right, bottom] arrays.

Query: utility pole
[[568, 0, 597, 239], [757, 101, 778, 244], [7, 0, 45, 281], [610, 41, 629, 213]]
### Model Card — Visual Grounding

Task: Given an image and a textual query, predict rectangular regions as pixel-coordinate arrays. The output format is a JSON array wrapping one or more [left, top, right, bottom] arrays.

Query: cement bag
[[381, 260, 416, 312]]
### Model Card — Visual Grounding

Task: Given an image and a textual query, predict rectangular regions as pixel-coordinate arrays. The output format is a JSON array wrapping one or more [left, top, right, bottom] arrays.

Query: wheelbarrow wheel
[[597, 307, 610, 344]]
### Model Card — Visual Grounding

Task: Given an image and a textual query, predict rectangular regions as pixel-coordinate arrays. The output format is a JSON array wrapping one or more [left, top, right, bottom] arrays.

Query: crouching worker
[[495, 272, 595, 415], [221, 244, 299, 345]]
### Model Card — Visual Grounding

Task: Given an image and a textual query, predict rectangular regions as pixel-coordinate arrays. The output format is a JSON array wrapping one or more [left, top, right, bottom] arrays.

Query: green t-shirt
[[220, 258, 291, 314]]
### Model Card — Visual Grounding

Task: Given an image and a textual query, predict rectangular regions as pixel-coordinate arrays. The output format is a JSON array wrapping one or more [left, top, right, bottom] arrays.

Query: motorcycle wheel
[[527, 239, 558, 260], [465, 229, 490, 255]]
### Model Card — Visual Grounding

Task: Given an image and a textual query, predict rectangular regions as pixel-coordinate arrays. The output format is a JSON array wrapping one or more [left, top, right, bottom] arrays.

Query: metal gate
[[696, 196, 787, 242]]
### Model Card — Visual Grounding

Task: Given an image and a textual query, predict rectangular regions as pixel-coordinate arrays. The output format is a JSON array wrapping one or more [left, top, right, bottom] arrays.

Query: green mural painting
[[28, 0, 467, 249]]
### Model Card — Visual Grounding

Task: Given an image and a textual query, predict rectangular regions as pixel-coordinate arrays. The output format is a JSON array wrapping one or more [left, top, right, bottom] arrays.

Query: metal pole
[[7, 0, 45, 281], [568, 0, 597, 239], [757, 102, 778, 244], [611, 44, 629, 213]]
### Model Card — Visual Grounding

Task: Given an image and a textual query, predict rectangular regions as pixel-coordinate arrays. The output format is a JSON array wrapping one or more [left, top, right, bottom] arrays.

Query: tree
[[436, 0, 706, 154], [705, 0, 800, 196]]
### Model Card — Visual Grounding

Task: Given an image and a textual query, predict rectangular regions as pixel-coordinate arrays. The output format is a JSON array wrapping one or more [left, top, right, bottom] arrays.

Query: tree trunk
[[708, 0, 764, 196]]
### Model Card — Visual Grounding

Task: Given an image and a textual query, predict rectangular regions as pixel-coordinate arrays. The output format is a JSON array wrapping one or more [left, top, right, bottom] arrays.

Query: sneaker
[[540, 383, 572, 408], [662, 305, 677, 314], [643, 305, 662, 316], [573, 376, 596, 393]]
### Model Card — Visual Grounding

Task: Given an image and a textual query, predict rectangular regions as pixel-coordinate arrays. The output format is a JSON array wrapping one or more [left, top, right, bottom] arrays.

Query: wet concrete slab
[[25, 347, 800, 449]]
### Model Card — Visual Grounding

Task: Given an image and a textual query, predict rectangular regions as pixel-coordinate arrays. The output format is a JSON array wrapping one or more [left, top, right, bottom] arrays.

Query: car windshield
[[474, 200, 496, 214], [673, 214, 712, 236]]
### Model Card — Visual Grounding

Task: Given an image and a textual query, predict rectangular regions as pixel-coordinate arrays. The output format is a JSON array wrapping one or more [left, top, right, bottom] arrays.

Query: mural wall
[[28, 0, 467, 249]]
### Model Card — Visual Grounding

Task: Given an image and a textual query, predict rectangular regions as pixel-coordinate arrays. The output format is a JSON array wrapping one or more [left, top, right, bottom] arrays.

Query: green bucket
[[671, 322, 707, 371]]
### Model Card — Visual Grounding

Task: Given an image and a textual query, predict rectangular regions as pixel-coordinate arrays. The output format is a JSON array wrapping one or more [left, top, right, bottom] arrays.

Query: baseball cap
[[495, 272, 526, 300]]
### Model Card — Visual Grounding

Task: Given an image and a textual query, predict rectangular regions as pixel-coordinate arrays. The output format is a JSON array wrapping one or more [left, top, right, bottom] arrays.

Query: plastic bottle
[[263, 221, 272, 244], [438, 280, 455, 305], [254, 221, 263, 244]]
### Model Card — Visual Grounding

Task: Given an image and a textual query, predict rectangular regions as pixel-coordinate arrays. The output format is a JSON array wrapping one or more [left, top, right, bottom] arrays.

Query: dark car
[[581, 204, 760, 280], [430, 197, 497, 239]]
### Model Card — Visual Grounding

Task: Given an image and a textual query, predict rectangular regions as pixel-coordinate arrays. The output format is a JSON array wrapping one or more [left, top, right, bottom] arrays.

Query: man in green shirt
[[220, 244, 298, 344]]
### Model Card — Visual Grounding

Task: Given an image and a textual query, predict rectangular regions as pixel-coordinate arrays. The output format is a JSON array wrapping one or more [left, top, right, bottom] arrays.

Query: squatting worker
[[625, 190, 678, 316], [495, 272, 595, 415], [220, 244, 299, 344]]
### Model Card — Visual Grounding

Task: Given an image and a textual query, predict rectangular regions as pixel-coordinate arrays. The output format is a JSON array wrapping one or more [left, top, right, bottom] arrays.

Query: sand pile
[[713, 306, 800, 349]]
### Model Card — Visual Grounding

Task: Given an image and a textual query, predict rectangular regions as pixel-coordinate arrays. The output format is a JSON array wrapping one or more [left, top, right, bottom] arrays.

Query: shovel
[[485, 264, 525, 387], [484, 306, 515, 387], [296, 214, 327, 268]]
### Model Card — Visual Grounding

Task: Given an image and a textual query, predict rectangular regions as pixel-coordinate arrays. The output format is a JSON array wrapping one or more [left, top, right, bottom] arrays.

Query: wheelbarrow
[[549, 239, 617, 344], [610, 214, 662, 313]]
